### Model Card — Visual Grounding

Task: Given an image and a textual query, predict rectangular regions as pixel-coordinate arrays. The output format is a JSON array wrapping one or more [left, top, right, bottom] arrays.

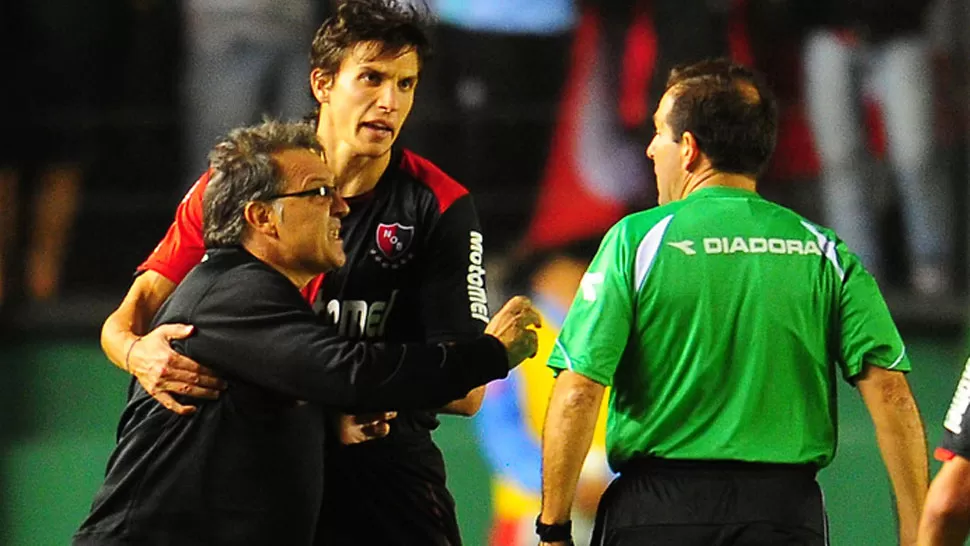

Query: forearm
[[919, 515, 970, 546], [540, 370, 605, 524], [859, 368, 929, 544], [101, 271, 176, 369], [345, 337, 507, 411], [874, 409, 928, 543], [438, 385, 485, 415]]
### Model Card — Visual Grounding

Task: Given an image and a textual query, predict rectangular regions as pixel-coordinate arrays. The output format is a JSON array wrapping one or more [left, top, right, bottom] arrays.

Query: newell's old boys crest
[[376, 223, 415, 262]]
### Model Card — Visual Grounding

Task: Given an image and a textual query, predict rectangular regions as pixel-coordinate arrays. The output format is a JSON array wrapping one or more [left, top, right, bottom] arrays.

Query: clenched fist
[[485, 295, 542, 369]]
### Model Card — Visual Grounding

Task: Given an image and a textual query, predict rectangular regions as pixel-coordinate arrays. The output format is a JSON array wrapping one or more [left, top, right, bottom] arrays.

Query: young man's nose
[[376, 83, 398, 112]]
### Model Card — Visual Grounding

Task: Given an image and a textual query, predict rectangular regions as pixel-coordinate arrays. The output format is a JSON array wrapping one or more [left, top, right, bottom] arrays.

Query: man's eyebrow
[[306, 174, 334, 186], [361, 63, 418, 80], [358, 64, 386, 76]]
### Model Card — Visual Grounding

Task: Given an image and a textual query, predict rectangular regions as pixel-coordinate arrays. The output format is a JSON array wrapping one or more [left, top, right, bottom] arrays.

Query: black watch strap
[[535, 516, 573, 543]]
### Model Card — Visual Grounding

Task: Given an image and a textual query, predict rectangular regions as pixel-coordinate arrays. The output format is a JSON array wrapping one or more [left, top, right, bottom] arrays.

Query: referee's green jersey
[[548, 186, 909, 470]]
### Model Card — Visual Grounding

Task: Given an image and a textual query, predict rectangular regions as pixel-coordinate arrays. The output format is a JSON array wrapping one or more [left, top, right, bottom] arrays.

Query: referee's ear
[[679, 130, 703, 171]]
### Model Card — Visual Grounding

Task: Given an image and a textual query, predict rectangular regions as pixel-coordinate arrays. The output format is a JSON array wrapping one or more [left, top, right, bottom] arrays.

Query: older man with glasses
[[73, 119, 541, 546]]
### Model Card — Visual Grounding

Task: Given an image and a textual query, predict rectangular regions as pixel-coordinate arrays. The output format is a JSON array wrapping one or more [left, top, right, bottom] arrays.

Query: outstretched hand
[[126, 323, 226, 415], [485, 295, 542, 369]]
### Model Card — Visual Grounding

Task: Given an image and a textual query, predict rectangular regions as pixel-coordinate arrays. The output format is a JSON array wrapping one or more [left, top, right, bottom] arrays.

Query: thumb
[[159, 323, 195, 340]]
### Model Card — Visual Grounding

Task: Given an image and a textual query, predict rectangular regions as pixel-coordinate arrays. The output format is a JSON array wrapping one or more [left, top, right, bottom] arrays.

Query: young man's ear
[[243, 201, 279, 238], [679, 131, 702, 171], [310, 68, 334, 104]]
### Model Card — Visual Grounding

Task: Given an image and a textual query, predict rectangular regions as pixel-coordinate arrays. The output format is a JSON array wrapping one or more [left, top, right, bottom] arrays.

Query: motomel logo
[[325, 290, 399, 338], [698, 237, 825, 256], [467, 231, 489, 323], [945, 357, 970, 434]]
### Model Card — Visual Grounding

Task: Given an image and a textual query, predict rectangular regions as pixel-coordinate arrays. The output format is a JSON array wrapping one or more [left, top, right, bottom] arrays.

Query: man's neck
[[242, 239, 314, 290], [337, 152, 392, 197], [316, 122, 393, 198], [681, 167, 757, 199]]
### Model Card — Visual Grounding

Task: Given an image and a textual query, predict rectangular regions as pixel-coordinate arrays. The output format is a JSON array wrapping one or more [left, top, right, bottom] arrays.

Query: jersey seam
[[551, 340, 612, 386], [886, 347, 907, 370]]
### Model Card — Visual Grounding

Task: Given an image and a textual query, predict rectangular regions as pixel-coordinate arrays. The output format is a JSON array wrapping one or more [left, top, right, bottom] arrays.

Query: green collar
[[682, 185, 760, 201]]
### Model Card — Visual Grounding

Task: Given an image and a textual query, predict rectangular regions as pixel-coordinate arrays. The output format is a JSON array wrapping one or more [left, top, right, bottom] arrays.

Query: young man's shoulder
[[395, 148, 469, 214]]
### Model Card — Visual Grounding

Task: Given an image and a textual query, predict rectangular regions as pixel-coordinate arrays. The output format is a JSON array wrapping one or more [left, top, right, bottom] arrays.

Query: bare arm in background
[[438, 385, 485, 415], [856, 364, 929, 546], [918, 454, 970, 545], [100, 269, 224, 414]]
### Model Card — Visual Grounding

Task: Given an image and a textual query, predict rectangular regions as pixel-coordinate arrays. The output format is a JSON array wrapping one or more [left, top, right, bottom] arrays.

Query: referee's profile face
[[647, 90, 685, 206]]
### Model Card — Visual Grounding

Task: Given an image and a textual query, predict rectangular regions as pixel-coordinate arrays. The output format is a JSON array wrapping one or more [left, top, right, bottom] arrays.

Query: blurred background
[[2, 0, 970, 544]]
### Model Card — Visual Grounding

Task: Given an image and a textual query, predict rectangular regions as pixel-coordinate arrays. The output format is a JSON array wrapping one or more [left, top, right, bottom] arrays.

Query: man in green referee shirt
[[536, 59, 929, 546]]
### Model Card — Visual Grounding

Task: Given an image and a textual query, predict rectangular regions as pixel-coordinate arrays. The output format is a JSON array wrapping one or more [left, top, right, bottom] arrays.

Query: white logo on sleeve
[[467, 231, 489, 323], [668, 240, 697, 255], [580, 272, 605, 301], [944, 357, 970, 434]]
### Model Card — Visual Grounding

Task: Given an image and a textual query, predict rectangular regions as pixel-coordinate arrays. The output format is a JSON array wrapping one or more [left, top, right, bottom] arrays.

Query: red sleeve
[[936, 447, 957, 462], [137, 171, 210, 284]]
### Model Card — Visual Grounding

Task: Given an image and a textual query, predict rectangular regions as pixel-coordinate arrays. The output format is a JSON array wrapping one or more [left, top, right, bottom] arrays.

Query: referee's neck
[[681, 170, 756, 199]]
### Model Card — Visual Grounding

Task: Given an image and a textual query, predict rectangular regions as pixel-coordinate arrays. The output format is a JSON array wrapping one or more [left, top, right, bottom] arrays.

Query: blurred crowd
[[0, 0, 966, 312], [0, 0, 968, 543]]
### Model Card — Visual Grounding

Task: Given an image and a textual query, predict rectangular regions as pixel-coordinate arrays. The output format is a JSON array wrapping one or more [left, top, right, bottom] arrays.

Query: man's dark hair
[[663, 58, 778, 177], [203, 120, 322, 248], [310, 0, 433, 76]]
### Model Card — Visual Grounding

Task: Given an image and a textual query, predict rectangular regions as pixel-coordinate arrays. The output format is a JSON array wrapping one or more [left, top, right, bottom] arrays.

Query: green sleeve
[[837, 240, 910, 380], [547, 222, 635, 386]]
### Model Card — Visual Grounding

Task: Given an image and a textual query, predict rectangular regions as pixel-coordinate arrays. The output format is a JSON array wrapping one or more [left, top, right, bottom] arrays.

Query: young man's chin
[[354, 139, 394, 158]]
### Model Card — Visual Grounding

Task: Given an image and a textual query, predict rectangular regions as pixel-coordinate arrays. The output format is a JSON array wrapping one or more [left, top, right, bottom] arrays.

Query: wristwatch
[[535, 516, 574, 544]]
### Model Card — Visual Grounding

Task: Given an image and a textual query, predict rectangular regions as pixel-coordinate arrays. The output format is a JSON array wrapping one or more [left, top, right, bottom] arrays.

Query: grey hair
[[202, 119, 322, 247]]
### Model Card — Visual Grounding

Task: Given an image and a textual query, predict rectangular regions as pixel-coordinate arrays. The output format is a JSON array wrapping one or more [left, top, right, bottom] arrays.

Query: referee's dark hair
[[202, 119, 322, 248], [664, 58, 778, 177], [310, 0, 433, 77]]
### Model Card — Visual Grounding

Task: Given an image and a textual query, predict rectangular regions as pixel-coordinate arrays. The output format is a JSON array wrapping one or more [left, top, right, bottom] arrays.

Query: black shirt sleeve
[[941, 358, 970, 460], [420, 193, 490, 343], [180, 263, 508, 412]]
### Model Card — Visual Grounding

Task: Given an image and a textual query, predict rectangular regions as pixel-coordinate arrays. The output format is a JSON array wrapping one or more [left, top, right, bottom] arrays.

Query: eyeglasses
[[267, 186, 335, 201]]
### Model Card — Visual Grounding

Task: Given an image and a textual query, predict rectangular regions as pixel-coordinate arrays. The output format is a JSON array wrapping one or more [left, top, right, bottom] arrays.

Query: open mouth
[[328, 221, 342, 242], [360, 121, 394, 137]]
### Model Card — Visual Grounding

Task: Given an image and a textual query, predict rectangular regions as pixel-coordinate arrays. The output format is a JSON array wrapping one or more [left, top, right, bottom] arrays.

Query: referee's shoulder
[[763, 198, 840, 238], [615, 200, 688, 230]]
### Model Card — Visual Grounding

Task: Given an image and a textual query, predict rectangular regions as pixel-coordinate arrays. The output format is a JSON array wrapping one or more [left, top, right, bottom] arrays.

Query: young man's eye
[[399, 79, 415, 91]]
